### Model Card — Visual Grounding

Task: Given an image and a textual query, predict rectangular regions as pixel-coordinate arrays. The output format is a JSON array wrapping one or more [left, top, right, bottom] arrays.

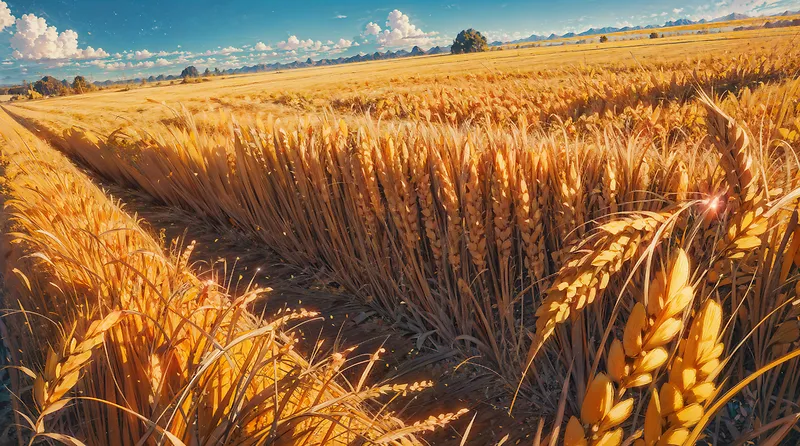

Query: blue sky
[[1, 0, 798, 84]]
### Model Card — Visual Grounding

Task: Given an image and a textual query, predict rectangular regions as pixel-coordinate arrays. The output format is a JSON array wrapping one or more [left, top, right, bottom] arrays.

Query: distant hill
[[664, 18, 699, 27], [494, 10, 799, 46], [712, 13, 750, 22]]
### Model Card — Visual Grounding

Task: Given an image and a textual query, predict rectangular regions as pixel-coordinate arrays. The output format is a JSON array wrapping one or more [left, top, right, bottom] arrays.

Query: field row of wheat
[[0, 115, 470, 445], [330, 45, 800, 130], [183, 41, 800, 140]]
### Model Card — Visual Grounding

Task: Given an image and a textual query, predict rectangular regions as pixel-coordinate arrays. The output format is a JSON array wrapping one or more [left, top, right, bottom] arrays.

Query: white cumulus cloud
[[364, 22, 381, 36], [10, 13, 108, 60], [192, 57, 218, 66], [134, 49, 153, 60], [254, 42, 271, 51], [673, 8, 684, 14], [0, 1, 14, 32], [278, 35, 301, 50], [334, 38, 353, 49], [277, 36, 322, 51], [219, 46, 242, 55], [367, 10, 438, 48]]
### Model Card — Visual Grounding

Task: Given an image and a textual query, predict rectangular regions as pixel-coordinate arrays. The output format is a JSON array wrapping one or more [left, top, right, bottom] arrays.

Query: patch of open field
[[8, 25, 799, 131]]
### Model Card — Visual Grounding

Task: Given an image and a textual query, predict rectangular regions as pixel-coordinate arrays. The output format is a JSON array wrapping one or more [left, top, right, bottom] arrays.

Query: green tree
[[180, 66, 200, 78], [649, 32, 659, 39], [203, 68, 211, 77], [451, 29, 488, 54], [599, 35, 609, 43]]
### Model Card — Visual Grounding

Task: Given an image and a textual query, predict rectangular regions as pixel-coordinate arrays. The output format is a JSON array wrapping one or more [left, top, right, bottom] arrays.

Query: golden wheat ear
[[640, 299, 724, 446], [25, 311, 124, 442], [522, 211, 674, 370], [698, 91, 758, 207], [567, 249, 694, 445]]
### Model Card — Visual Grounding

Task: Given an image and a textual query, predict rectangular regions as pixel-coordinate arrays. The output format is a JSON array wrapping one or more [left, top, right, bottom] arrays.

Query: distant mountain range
[[84, 8, 795, 88], [494, 10, 797, 46]]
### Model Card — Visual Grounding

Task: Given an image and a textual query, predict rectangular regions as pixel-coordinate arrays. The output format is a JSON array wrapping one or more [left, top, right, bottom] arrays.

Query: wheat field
[[2, 23, 800, 445]]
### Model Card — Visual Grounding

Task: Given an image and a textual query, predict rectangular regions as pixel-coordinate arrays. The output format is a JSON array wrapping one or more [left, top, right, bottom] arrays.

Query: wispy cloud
[[483, 30, 528, 43], [694, 0, 799, 19]]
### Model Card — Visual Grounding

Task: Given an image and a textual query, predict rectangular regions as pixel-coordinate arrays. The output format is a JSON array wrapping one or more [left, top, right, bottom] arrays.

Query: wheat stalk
[[701, 93, 759, 208], [435, 151, 463, 274], [526, 212, 675, 366], [24, 311, 124, 442], [465, 152, 488, 275], [602, 157, 620, 217]]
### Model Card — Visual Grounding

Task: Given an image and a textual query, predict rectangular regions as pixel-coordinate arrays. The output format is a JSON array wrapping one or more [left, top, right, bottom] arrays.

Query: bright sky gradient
[[1, 0, 798, 84]]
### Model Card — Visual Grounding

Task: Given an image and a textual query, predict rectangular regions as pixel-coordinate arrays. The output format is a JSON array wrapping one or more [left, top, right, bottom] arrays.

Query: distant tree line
[[3, 66, 224, 100], [0, 84, 29, 96], [7, 44, 458, 97], [734, 18, 800, 31], [1, 75, 98, 99]]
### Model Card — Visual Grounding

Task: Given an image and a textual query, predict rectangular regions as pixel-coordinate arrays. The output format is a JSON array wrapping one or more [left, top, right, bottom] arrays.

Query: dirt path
[[0, 108, 539, 445]]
